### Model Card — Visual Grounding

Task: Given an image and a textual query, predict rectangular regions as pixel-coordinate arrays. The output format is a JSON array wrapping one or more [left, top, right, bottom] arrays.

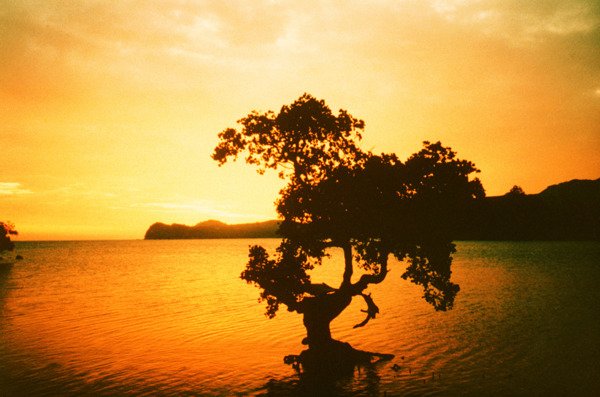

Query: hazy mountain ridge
[[144, 179, 599, 241]]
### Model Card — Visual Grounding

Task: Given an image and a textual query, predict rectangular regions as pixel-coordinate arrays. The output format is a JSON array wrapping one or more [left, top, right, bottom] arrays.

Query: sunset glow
[[2, 1, 599, 240]]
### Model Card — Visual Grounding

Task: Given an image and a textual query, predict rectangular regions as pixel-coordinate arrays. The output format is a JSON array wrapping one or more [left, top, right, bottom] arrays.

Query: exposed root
[[284, 340, 394, 377]]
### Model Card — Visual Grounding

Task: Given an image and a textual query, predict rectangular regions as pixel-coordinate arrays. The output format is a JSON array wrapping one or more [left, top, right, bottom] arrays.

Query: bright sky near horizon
[[2, 0, 599, 240]]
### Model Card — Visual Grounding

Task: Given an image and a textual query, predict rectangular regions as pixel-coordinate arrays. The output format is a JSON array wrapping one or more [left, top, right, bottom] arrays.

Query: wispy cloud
[[61, 187, 116, 198], [0, 182, 32, 195], [131, 200, 263, 219], [0, 0, 293, 101], [429, 0, 600, 45]]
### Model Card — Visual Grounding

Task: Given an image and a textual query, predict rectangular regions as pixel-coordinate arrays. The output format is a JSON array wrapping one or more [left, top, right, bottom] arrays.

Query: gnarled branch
[[351, 253, 389, 293], [353, 293, 379, 328]]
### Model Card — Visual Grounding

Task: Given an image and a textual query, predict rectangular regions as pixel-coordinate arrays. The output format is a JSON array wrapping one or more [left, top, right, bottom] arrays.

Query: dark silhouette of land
[[458, 178, 600, 241], [144, 178, 599, 241], [144, 219, 280, 239]]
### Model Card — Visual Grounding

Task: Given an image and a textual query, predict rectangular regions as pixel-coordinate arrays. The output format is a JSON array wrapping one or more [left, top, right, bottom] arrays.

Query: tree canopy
[[0, 221, 18, 254], [213, 94, 484, 354], [505, 185, 526, 197], [213, 93, 366, 184]]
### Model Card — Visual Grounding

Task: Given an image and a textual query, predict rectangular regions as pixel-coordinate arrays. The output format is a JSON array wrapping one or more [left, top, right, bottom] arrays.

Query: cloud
[[4, 0, 595, 108], [131, 200, 262, 219], [0, 1, 192, 101], [0, 0, 295, 102], [429, 0, 600, 45], [0, 182, 32, 195]]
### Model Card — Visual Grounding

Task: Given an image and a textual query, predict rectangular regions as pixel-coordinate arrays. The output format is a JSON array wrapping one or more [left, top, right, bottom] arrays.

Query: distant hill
[[456, 178, 600, 241], [538, 178, 600, 202], [144, 220, 280, 240], [144, 179, 600, 241]]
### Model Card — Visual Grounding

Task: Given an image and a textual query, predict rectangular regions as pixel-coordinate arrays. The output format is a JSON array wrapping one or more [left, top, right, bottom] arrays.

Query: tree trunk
[[290, 288, 394, 376], [284, 244, 394, 374], [300, 290, 352, 349]]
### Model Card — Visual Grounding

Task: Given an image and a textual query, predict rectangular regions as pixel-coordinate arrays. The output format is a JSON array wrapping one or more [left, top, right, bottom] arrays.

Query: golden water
[[1, 240, 599, 396]]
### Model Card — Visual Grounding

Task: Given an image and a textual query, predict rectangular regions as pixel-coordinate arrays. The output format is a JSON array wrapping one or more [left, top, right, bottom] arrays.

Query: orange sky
[[2, 0, 599, 240]]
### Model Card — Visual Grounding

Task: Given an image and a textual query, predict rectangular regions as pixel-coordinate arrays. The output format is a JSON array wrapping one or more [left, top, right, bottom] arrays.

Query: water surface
[[1, 240, 599, 396]]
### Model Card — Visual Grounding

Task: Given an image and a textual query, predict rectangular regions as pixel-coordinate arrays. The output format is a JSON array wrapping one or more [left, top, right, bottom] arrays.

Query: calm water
[[0, 240, 599, 396]]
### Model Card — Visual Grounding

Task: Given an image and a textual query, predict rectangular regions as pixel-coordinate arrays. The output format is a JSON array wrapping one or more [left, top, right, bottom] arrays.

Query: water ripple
[[1, 240, 599, 396]]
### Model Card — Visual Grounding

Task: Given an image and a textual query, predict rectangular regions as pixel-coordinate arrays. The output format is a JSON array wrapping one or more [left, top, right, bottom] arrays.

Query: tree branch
[[341, 243, 353, 289], [351, 253, 389, 293], [353, 293, 380, 328], [303, 282, 337, 297]]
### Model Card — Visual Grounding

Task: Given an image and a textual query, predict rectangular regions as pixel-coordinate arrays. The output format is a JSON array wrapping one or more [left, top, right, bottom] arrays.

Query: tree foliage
[[213, 94, 484, 332], [0, 221, 18, 253], [213, 93, 366, 184], [505, 185, 526, 197]]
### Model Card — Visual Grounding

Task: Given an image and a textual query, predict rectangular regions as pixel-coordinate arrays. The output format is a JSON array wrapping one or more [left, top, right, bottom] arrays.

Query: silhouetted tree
[[213, 94, 484, 372], [0, 221, 18, 254], [505, 185, 525, 197]]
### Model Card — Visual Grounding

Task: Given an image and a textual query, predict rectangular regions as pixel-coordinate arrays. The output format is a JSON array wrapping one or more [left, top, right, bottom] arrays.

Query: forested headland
[[144, 219, 280, 239], [456, 178, 599, 241]]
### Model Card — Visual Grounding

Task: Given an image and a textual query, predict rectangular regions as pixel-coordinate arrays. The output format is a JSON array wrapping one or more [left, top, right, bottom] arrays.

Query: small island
[[144, 219, 280, 240]]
